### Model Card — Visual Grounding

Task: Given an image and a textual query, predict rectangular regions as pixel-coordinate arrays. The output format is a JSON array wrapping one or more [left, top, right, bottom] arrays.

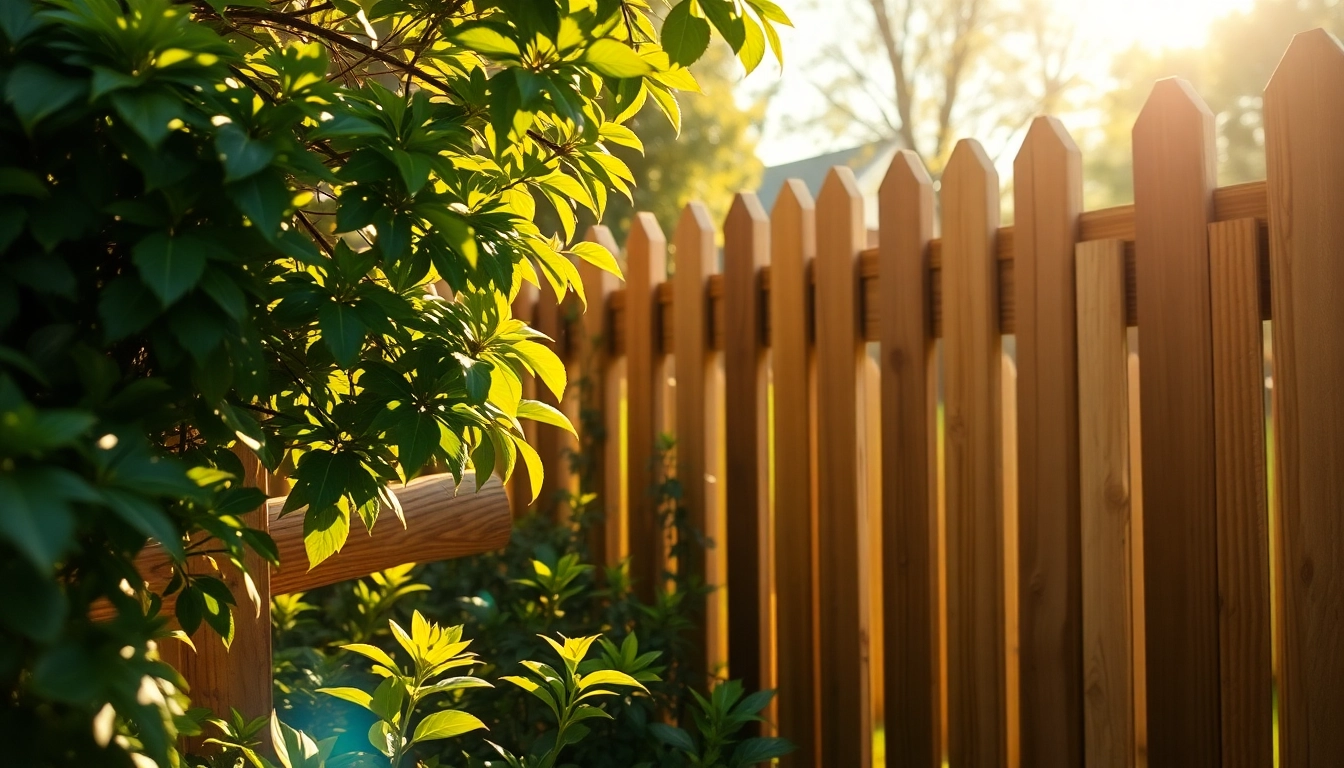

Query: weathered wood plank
[[1208, 217, 1273, 768], [1264, 28, 1344, 767], [814, 167, 872, 767], [769, 180, 820, 768], [625, 213, 669, 602], [1076, 240, 1136, 768], [1132, 76, 1222, 766], [877, 150, 942, 768], [942, 139, 1007, 767], [1013, 116, 1085, 768], [579, 225, 622, 567], [723, 193, 770, 694], [674, 202, 720, 685]]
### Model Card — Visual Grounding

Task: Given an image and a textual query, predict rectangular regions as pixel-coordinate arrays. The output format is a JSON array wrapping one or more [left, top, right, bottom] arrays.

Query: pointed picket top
[[1133, 78, 1216, 164], [1267, 27, 1344, 101], [627, 210, 667, 254], [772, 177, 815, 220], [1014, 116, 1080, 177], [819, 165, 863, 208], [727, 190, 769, 229], [675, 201, 716, 256], [879, 149, 934, 205], [944, 138, 1000, 219]]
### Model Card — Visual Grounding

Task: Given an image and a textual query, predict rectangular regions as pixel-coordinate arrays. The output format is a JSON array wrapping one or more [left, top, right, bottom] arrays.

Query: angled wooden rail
[[91, 472, 510, 621]]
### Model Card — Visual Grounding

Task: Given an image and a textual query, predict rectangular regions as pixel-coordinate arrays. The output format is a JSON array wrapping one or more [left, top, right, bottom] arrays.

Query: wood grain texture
[[1208, 218, 1273, 768], [1013, 117, 1085, 768], [814, 167, 872, 767], [579, 225, 622, 567], [1132, 76, 1222, 767], [625, 213, 669, 602], [876, 150, 942, 768], [1264, 28, 1344, 767], [509, 281, 539, 519], [769, 180, 820, 768], [94, 473, 512, 622], [1075, 240, 1136, 768], [674, 201, 720, 685], [723, 193, 770, 694], [941, 139, 1007, 767], [179, 449, 279, 745], [1127, 347, 1148, 768]]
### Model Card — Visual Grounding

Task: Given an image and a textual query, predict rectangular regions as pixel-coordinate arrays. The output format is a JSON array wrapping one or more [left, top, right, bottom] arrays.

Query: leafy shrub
[[0, 0, 789, 764], [267, 443, 792, 768]]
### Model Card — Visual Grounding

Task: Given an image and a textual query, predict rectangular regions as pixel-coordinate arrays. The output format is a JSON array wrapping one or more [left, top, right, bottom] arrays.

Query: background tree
[[782, 0, 1080, 173], [0, 0, 788, 766], [1085, 0, 1343, 206]]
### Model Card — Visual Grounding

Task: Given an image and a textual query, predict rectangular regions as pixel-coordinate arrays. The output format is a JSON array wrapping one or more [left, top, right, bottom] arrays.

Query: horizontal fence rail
[[507, 27, 1344, 768]]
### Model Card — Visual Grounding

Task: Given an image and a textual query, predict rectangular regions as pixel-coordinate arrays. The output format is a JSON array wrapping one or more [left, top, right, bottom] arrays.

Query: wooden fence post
[[814, 167, 872, 767], [877, 150, 942, 768], [179, 449, 280, 744], [1075, 240, 1136, 768], [580, 225, 623, 567], [1013, 117, 1084, 768], [1208, 218, 1273, 768], [1264, 27, 1344, 766], [769, 180, 820, 768], [723, 193, 770, 694], [1133, 77, 1221, 766], [673, 202, 720, 684], [626, 213, 668, 602], [941, 139, 1007, 766]]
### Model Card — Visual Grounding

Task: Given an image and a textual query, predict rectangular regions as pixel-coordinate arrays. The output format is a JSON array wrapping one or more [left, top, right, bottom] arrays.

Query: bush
[[0, 0, 789, 764]]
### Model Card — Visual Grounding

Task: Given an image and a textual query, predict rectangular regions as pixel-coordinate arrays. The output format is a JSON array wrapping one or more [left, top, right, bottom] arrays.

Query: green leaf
[[517, 399, 575, 436], [648, 723, 696, 754], [583, 39, 653, 78], [303, 502, 350, 568], [662, 1, 711, 67], [454, 25, 520, 58], [569, 241, 623, 279], [216, 124, 276, 182], [341, 643, 398, 669], [319, 301, 366, 367], [132, 232, 207, 306], [110, 89, 182, 148], [746, 0, 792, 25], [416, 206, 478, 269], [731, 736, 796, 766], [102, 488, 184, 559], [701, 0, 746, 51], [577, 668, 645, 692], [370, 677, 405, 721], [411, 710, 486, 744], [0, 472, 77, 570], [228, 170, 289, 238], [739, 14, 766, 75], [391, 409, 440, 478], [5, 64, 85, 133], [0, 167, 48, 198], [512, 340, 566, 400]]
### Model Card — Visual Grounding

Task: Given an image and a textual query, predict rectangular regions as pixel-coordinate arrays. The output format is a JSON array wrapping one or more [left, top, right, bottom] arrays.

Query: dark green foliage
[[0, 0, 788, 764]]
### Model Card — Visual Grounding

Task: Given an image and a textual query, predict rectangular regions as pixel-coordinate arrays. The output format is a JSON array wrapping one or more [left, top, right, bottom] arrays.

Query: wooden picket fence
[[508, 28, 1344, 768]]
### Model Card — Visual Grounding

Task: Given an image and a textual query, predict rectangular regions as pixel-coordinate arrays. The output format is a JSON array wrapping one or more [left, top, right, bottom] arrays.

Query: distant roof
[[755, 139, 904, 227]]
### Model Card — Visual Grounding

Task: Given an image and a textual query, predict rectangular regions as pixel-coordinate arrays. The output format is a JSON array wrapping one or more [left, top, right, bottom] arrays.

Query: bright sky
[[745, 0, 1256, 165]]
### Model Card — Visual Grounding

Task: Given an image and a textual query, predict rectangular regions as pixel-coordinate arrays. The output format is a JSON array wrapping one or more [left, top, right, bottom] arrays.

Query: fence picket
[[723, 193, 770, 694], [580, 225, 622, 566], [1013, 117, 1084, 768], [1208, 217, 1273, 767], [626, 213, 668, 602], [1132, 77, 1221, 766], [877, 150, 942, 768], [769, 180, 820, 768], [1264, 28, 1344, 765], [674, 202, 721, 683], [941, 139, 1008, 766], [1075, 240, 1136, 768], [533, 278, 574, 516], [814, 167, 873, 767]]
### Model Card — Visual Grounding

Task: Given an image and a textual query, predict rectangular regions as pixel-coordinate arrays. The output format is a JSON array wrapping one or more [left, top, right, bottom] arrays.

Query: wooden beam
[[91, 473, 511, 620]]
